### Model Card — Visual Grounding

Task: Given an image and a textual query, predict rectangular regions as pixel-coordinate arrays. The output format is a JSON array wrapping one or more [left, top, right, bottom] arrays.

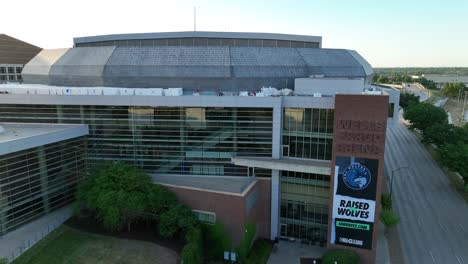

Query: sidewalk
[[268, 240, 326, 264], [376, 222, 391, 264], [0, 206, 72, 261]]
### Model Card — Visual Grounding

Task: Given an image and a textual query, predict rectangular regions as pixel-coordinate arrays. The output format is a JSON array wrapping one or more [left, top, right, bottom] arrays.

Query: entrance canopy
[[231, 156, 331, 175]]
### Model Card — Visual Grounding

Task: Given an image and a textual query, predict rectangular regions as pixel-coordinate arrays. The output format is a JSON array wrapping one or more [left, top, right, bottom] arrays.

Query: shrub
[[322, 249, 360, 264], [380, 209, 400, 229], [245, 240, 272, 264], [181, 226, 204, 264], [202, 221, 232, 261], [381, 193, 392, 210], [0, 258, 8, 264], [236, 223, 256, 263]]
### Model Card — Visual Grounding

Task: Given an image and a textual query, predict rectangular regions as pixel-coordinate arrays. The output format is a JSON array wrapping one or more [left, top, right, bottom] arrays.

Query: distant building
[[0, 34, 42, 83], [422, 74, 468, 89]]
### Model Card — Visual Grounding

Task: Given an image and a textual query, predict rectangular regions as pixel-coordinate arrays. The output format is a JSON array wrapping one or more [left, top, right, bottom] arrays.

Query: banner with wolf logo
[[330, 156, 379, 249]]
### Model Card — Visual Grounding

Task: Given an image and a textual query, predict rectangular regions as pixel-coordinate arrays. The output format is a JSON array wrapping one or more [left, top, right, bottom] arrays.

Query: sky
[[3, 0, 468, 67]]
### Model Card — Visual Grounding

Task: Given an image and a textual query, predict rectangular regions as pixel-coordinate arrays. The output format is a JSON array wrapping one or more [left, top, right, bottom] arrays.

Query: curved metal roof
[[74, 31, 322, 46], [23, 44, 373, 90]]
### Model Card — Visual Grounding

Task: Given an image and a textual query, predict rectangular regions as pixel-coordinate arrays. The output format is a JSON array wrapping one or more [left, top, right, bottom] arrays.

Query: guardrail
[[3, 210, 71, 263]]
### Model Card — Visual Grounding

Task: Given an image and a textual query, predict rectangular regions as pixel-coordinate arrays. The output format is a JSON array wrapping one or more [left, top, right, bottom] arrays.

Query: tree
[[76, 162, 151, 231], [373, 74, 390, 84], [424, 123, 468, 147], [399, 92, 420, 109], [442, 83, 467, 97], [146, 184, 178, 220], [417, 77, 437, 90], [439, 144, 468, 186], [424, 123, 456, 147], [159, 204, 197, 238], [403, 103, 448, 133]]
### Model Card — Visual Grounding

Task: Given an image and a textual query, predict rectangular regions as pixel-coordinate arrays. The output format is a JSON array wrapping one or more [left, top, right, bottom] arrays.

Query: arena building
[[0, 31, 399, 263]]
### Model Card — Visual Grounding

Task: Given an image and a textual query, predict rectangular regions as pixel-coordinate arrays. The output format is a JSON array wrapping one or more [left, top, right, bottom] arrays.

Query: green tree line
[[401, 99, 468, 187]]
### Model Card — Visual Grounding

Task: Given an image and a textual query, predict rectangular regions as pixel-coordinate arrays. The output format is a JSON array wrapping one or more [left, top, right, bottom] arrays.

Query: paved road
[[402, 83, 430, 102], [384, 124, 468, 264]]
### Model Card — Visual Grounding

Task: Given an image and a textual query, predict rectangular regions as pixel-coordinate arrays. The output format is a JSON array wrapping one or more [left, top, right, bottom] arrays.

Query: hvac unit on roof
[[309, 75, 325, 78]]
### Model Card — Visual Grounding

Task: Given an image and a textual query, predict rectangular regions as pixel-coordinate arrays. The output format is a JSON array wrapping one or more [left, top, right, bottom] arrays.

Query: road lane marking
[[455, 255, 462, 264], [429, 251, 436, 264], [460, 224, 465, 232]]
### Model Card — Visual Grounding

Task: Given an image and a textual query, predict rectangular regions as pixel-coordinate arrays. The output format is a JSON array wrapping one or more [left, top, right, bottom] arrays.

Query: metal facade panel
[[230, 47, 306, 66], [297, 48, 361, 66], [22, 49, 69, 84], [106, 46, 231, 66]]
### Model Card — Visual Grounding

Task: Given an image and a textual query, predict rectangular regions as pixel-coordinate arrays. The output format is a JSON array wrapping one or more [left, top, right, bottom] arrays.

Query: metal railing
[[2, 209, 71, 262]]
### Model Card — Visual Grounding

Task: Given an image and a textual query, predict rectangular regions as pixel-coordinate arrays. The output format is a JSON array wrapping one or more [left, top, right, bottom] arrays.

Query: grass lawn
[[12, 225, 178, 264]]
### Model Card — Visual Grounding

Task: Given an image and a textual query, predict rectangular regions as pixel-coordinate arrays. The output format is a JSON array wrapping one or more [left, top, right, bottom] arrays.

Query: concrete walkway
[[267, 240, 326, 264], [267, 222, 390, 264], [375, 222, 391, 264], [0, 206, 72, 261]]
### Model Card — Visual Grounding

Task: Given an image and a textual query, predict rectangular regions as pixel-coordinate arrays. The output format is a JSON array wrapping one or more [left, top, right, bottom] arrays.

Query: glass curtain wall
[[280, 108, 334, 242], [280, 171, 330, 242], [282, 108, 334, 160], [0, 105, 273, 177], [0, 137, 85, 235]]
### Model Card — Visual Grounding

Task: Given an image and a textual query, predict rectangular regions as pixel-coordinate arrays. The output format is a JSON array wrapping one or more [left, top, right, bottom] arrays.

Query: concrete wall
[[295, 78, 365, 96]]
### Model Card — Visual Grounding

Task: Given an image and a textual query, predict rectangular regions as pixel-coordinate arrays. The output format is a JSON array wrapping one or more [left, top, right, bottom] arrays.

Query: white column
[[270, 170, 280, 239], [270, 103, 282, 240]]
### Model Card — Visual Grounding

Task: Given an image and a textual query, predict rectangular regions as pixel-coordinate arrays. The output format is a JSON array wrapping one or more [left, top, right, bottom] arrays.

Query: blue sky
[[3, 0, 468, 67]]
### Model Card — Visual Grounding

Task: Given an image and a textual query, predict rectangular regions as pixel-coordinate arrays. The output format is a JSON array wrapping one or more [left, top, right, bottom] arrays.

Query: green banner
[[336, 220, 370, 231]]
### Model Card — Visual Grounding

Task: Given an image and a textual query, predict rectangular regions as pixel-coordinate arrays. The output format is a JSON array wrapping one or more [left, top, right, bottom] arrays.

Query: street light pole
[[390, 166, 410, 198], [462, 91, 467, 122]]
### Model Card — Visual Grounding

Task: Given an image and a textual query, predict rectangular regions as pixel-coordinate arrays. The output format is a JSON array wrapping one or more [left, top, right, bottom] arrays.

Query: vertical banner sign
[[328, 94, 389, 263], [330, 156, 379, 249]]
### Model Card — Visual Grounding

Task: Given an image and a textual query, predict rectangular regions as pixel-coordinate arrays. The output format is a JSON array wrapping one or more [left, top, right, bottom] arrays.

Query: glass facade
[[280, 171, 330, 242], [280, 108, 333, 242], [282, 108, 333, 160], [0, 103, 335, 241], [0, 138, 85, 235], [0, 105, 273, 177]]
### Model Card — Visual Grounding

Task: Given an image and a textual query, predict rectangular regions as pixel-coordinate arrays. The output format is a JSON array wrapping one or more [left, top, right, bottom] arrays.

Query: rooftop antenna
[[193, 6, 197, 31]]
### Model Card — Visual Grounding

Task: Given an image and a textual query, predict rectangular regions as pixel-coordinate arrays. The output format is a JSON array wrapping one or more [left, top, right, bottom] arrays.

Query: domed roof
[[23, 32, 373, 91]]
